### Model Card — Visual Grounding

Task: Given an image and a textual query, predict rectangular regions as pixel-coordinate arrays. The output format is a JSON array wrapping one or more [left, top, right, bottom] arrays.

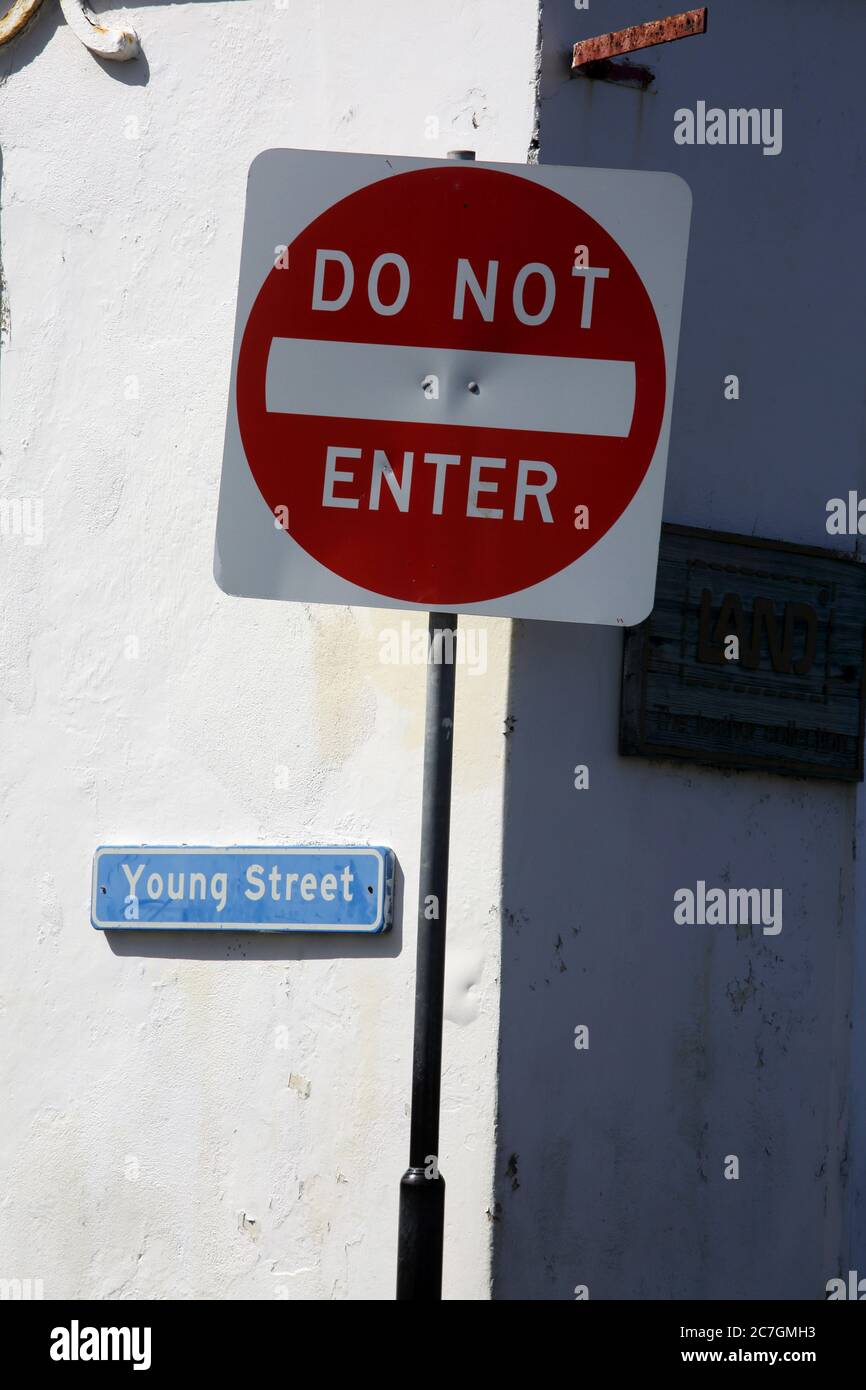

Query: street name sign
[[91, 846, 394, 932], [215, 148, 692, 625]]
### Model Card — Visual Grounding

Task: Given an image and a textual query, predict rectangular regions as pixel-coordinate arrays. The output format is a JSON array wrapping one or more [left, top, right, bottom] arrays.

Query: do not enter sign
[[215, 150, 691, 624]]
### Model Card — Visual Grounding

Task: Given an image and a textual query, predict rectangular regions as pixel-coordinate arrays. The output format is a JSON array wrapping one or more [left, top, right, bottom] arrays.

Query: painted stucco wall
[[493, 0, 866, 1299], [0, 1, 538, 1299]]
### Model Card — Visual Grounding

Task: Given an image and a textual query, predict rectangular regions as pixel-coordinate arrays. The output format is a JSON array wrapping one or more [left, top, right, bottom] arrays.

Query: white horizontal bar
[[265, 338, 635, 438]]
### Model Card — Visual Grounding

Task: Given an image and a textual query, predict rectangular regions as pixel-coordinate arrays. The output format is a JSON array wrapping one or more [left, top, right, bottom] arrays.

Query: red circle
[[237, 166, 665, 605]]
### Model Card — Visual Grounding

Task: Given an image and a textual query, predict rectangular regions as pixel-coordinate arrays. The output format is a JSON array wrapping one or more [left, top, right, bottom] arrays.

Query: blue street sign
[[92, 846, 394, 933]]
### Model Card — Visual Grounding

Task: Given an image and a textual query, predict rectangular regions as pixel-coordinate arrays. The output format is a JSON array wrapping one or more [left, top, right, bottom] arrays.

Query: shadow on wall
[[491, 616, 853, 1300], [489, 0, 866, 1302]]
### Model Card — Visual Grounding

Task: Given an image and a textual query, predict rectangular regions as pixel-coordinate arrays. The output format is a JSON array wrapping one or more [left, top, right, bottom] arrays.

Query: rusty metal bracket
[[572, 7, 707, 83]]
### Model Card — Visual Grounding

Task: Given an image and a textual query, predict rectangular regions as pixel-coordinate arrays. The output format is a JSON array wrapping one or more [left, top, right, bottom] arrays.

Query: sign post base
[[396, 1167, 446, 1301]]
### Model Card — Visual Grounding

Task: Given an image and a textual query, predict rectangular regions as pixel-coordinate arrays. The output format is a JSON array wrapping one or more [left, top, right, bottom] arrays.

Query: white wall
[[0, 1, 538, 1299]]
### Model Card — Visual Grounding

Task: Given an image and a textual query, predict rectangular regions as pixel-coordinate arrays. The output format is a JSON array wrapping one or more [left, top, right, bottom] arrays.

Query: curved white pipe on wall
[[0, 0, 139, 60]]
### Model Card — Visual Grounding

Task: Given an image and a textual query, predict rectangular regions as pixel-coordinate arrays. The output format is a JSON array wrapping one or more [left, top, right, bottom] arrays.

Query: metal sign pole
[[396, 150, 475, 1302], [396, 609, 459, 1300], [397, 143, 478, 1301], [397, 146, 478, 1295]]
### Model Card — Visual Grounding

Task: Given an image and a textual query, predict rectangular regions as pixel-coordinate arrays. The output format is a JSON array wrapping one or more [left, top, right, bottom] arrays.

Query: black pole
[[396, 149, 475, 1303], [396, 611, 458, 1299]]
